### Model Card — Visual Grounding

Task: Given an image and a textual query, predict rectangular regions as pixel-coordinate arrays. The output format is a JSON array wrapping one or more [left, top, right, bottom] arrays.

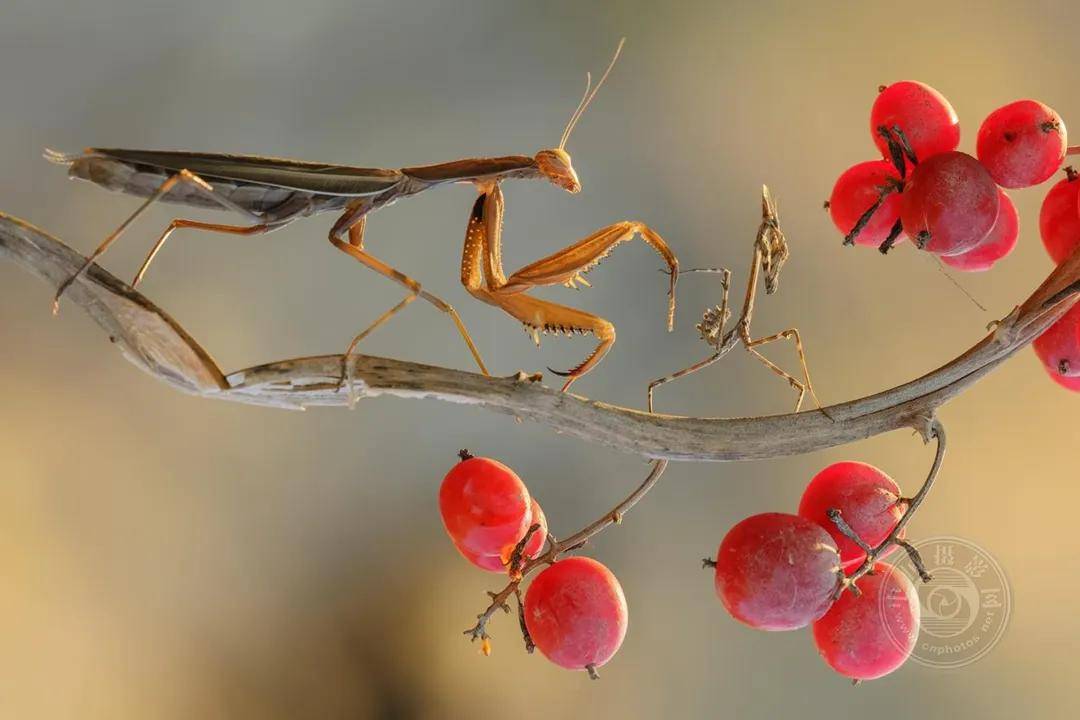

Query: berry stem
[[844, 182, 900, 246], [463, 460, 668, 648], [1067, 145, 1080, 156], [838, 418, 946, 593]]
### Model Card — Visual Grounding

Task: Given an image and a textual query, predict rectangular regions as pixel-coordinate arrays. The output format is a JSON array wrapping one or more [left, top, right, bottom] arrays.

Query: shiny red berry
[[714, 513, 841, 631], [1033, 303, 1080, 393], [813, 563, 920, 681], [439, 454, 530, 559], [977, 100, 1067, 188], [829, 160, 904, 246], [524, 556, 628, 672], [1039, 172, 1080, 265], [871, 81, 960, 161], [900, 151, 1000, 256], [798, 462, 905, 570]]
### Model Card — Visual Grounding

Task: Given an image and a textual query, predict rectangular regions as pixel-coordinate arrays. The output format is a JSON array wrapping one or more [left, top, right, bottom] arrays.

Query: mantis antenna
[[558, 37, 626, 150]]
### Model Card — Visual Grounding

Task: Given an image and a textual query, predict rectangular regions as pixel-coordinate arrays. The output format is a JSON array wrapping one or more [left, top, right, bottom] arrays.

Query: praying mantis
[[647, 186, 827, 416], [45, 38, 679, 392]]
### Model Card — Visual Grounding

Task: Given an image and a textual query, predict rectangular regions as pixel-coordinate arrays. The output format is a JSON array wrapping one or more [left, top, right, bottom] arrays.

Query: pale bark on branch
[[2, 211, 1077, 461]]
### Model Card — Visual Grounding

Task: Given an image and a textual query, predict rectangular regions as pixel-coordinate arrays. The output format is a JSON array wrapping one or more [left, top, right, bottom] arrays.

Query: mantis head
[[535, 149, 581, 193], [758, 185, 789, 295], [537, 38, 625, 196]]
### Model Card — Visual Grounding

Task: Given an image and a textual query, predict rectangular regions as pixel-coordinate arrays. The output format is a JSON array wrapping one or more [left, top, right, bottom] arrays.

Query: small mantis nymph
[[647, 186, 825, 415], [46, 39, 679, 391]]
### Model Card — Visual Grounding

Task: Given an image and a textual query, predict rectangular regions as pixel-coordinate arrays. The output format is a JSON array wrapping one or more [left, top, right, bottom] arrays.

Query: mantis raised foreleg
[[463, 183, 679, 392]]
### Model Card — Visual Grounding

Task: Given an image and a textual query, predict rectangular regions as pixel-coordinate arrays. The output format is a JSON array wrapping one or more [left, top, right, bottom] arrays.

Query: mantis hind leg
[[53, 168, 270, 313]]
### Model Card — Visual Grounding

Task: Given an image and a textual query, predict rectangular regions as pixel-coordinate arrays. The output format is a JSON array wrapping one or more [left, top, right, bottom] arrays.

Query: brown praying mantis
[[45, 38, 679, 392], [647, 186, 827, 416]]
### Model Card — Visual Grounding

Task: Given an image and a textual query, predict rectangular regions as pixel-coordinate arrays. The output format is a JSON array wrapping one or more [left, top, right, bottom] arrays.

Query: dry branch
[[2, 211, 1078, 461]]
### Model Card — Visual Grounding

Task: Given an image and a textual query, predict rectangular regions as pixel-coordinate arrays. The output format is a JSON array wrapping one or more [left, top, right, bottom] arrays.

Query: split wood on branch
[[3, 211, 1079, 461]]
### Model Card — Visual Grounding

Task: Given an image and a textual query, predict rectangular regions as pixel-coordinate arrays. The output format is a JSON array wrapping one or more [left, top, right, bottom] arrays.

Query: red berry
[[977, 100, 1067, 188], [524, 557, 628, 672], [439, 455, 530, 559], [941, 189, 1019, 272], [813, 563, 919, 680], [1039, 173, 1080, 265], [900, 151, 1000, 256], [798, 462, 905, 570], [1033, 303, 1080, 392], [714, 513, 840, 631], [829, 160, 905, 246], [871, 81, 960, 161]]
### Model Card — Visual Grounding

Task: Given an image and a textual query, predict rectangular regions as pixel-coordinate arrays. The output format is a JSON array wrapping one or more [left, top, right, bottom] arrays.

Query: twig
[[463, 459, 667, 647], [3, 212, 1080, 461], [833, 418, 946, 593]]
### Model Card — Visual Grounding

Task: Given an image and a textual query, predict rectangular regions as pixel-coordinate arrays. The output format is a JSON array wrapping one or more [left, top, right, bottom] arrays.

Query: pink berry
[[798, 462, 905, 570], [941, 189, 1019, 272], [900, 151, 1000, 256], [829, 160, 905, 246], [977, 100, 1067, 188], [813, 563, 920, 681], [714, 513, 840, 631], [1039, 172, 1080, 265], [439, 454, 530, 558], [1033, 303, 1080, 392], [524, 557, 628, 672], [871, 81, 960, 161]]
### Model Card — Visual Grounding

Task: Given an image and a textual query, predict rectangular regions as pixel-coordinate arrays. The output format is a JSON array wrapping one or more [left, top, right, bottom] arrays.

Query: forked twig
[[463, 459, 667, 650], [830, 417, 946, 595]]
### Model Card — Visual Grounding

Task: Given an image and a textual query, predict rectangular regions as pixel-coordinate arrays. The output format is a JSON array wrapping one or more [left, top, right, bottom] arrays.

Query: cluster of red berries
[[711, 461, 920, 681], [439, 451, 627, 675], [829, 81, 1068, 271], [1036, 168, 1080, 392]]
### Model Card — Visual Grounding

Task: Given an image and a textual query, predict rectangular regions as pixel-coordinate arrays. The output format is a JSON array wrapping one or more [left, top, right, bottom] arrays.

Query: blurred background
[[1, 0, 1076, 717]]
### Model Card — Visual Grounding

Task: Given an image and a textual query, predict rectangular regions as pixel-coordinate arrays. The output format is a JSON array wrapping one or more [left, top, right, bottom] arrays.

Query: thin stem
[[1067, 146, 1080, 156], [464, 460, 668, 647]]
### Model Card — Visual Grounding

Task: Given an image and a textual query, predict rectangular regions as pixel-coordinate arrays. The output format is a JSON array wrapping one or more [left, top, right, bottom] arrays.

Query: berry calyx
[[976, 100, 1067, 188], [941, 188, 1019, 272], [713, 513, 841, 631], [871, 81, 960, 162], [1039, 170, 1080, 265], [798, 462, 905, 570], [829, 160, 905, 247], [812, 562, 920, 681], [899, 151, 999, 256], [439, 455, 531, 559], [524, 556, 628, 672]]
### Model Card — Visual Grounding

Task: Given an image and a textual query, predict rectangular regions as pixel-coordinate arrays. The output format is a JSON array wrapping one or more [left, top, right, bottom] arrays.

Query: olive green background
[[1, 1, 1076, 717]]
